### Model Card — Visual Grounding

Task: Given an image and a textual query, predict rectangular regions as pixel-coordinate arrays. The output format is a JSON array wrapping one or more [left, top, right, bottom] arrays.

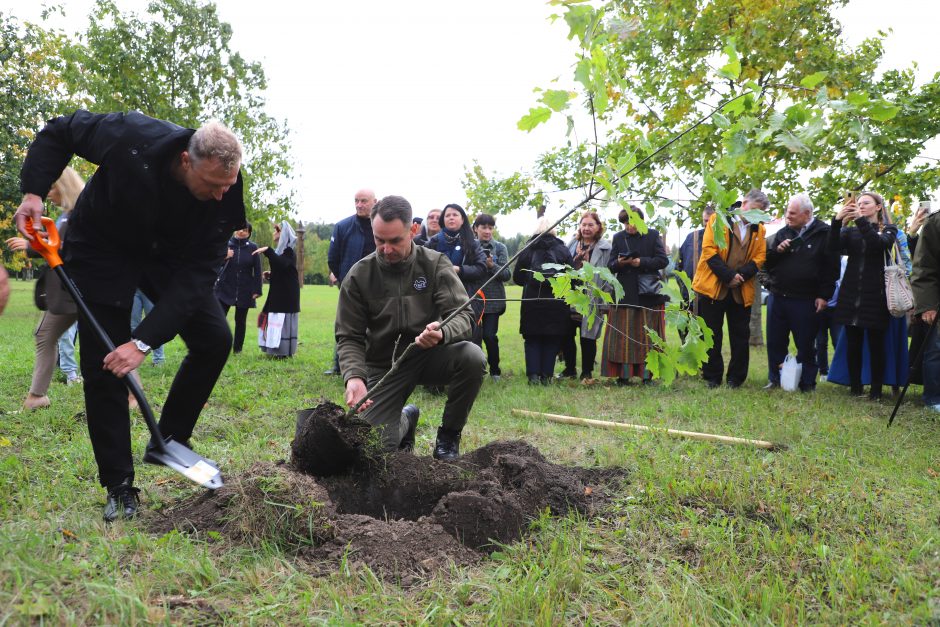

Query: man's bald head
[[355, 189, 376, 218]]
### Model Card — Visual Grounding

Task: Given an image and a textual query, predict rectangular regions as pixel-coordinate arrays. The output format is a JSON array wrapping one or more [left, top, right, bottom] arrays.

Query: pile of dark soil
[[148, 401, 627, 581]]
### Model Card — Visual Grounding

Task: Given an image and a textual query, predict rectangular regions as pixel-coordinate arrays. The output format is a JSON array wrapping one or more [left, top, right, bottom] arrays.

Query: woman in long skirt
[[602, 206, 669, 383], [254, 221, 300, 357]]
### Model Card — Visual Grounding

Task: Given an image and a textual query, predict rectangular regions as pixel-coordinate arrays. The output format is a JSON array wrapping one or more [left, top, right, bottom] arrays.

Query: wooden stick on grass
[[512, 409, 784, 451]]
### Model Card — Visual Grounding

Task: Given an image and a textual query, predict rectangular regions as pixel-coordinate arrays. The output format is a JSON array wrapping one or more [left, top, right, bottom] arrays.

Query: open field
[[1, 280, 938, 624]]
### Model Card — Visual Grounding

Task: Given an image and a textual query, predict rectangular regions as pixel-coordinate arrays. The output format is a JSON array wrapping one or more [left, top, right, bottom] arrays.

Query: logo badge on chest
[[413, 276, 428, 291]]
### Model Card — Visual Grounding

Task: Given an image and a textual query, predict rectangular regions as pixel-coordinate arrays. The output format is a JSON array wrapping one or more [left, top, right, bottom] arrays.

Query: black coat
[[19, 110, 246, 348], [262, 247, 300, 313], [827, 216, 898, 329], [764, 219, 838, 301], [513, 234, 573, 337], [215, 236, 263, 309], [607, 228, 669, 307]]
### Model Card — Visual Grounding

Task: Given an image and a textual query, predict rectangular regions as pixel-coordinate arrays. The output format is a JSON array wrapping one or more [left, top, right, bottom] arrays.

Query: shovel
[[26, 217, 223, 489]]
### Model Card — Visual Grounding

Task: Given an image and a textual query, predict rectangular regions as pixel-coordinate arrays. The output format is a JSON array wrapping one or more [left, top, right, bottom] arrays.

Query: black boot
[[433, 427, 461, 461], [103, 478, 140, 522], [398, 404, 420, 452], [527, 374, 541, 386]]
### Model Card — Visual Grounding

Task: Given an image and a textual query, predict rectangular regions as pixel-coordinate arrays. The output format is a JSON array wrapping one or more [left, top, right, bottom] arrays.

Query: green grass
[[1, 279, 938, 624]]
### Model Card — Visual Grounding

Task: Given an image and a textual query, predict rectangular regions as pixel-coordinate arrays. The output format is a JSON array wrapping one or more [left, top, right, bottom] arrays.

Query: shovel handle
[[25, 216, 63, 268]]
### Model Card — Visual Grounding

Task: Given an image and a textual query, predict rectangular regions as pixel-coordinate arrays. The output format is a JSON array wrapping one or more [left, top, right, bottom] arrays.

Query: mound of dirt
[[149, 404, 627, 581]]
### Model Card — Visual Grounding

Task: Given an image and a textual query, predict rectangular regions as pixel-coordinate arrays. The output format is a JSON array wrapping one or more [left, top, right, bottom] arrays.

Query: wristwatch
[[132, 338, 152, 355]]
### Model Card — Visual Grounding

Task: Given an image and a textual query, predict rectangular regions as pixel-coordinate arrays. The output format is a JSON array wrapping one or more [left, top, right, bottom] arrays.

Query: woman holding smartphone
[[826, 191, 898, 400], [603, 206, 669, 384]]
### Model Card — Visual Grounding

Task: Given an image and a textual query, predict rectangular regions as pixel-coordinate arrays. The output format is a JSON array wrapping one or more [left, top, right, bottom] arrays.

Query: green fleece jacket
[[912, 211, 940, 315], [335, 244, 474, 383]]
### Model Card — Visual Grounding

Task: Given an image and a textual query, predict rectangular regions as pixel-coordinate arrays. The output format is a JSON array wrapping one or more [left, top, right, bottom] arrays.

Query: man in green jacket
[[911, 210, 940, 412], [335, 195, 486, 459]]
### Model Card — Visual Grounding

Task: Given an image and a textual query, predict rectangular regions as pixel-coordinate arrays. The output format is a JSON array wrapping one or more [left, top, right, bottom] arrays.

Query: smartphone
[[485, 249, 492, 257], [920, 200, 936, 214], [844, 190, 857, 204], [618, 251, 637, 259]]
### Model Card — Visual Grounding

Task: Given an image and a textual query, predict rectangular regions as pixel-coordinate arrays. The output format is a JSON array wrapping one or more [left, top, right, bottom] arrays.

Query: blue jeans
[[57, 321, 79, 377], [922, 322, 940, 406], [131, 290, 165, 364]]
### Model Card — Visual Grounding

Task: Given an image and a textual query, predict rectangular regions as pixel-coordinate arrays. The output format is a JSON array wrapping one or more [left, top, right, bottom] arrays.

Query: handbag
[[884, 244, 913, 318], [637, 272, 663, 296], [780, 354, 802, 391], [34, 267, 48, 311]]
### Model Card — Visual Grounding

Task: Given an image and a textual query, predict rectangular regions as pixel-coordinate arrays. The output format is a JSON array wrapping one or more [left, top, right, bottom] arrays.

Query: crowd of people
[[4, 108, 940, 523]]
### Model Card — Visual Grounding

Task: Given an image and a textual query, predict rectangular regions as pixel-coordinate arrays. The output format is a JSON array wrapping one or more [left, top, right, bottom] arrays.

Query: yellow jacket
[[691, 213, 767, 307]]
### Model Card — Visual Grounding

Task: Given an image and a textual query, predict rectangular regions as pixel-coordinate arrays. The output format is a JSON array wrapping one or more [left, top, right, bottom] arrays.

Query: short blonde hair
[[51, 167, 85, 212], [533, 216, 555, 236], [188, 120, 242, 172]]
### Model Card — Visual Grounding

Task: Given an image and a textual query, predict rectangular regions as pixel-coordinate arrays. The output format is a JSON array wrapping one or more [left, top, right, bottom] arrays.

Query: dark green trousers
[[363, 341, 486, 451]]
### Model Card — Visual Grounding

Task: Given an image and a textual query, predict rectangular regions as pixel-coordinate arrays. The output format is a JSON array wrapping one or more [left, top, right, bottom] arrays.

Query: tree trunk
[[749, 295, 763, 346]]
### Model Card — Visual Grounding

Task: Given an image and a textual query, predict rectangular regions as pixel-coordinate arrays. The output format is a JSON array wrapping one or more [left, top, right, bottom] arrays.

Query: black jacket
[[262, 247, 300, 313], [607, 228, 669, 307], [827, 216, 898, 329], [513, 234, 573, 337], [19, 110, 246, 348], [764, 219, 838, 301], [215, 236, 263, 309]]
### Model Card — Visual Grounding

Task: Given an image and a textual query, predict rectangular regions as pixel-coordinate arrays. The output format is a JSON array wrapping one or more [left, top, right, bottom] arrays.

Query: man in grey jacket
[[335, 195, 486, 459]]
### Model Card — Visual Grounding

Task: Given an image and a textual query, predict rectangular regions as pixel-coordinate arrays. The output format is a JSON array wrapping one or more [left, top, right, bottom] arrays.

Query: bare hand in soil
[[103, 341, 147, 377], [345, 377, 372, 412], [415, 322, 443, 349]]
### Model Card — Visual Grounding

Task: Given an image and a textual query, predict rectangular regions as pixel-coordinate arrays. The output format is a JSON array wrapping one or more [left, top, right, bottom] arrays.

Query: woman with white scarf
[[253, 221, 300, 357]]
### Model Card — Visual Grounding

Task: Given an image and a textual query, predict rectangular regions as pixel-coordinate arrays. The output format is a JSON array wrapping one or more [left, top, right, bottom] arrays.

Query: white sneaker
[[928, 404, 940, 414], [819, 375, 827, 382], [66, 375, 83, 386]]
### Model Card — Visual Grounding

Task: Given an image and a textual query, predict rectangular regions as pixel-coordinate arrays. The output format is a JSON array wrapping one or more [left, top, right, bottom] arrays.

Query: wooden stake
[[511, 409, 784, 451]]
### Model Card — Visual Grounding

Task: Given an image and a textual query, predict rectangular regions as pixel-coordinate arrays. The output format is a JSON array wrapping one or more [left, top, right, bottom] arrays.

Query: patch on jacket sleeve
[[413, 276, 428, 292]]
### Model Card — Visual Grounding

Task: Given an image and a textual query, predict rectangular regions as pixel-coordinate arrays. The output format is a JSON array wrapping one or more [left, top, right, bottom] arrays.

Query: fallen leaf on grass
[[59, 528, 79, 542], [0, 436, 11, 447], [584, 486, 593, 496], [927, 468, 938, 478]]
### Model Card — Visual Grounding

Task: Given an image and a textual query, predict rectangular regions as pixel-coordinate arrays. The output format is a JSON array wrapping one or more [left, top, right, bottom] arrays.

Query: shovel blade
[[149, 440, 224, 490]]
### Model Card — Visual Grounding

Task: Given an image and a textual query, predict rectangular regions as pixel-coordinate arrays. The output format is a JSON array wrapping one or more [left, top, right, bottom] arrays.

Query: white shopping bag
[[780, 354, 802, 392], [259, 312, 285, 349]]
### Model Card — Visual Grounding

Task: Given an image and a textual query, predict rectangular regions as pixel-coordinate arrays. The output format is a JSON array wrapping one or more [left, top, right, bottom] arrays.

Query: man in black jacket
[[763, 193, 839, 392], [16, 110, 246, 521]]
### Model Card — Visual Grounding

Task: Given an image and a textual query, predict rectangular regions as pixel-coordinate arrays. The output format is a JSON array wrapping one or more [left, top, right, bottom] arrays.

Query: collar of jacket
[[230, 237, 253, 247], [375, 242, 418, 273]]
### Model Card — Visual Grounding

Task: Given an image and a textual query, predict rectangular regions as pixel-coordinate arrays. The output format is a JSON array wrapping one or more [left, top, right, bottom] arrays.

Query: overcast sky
[[9, 0, 940, 235]]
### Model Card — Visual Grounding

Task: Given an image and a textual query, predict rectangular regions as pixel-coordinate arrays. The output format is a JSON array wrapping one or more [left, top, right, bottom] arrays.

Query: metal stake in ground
[[887, 313, 939, 427], [26, 217, 223, 490]]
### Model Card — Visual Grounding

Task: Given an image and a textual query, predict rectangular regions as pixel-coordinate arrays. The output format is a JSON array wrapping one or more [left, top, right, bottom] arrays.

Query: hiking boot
[[398, 404, 420, 452], [433, 427, 461, 461], [103, 478, 140, 522]]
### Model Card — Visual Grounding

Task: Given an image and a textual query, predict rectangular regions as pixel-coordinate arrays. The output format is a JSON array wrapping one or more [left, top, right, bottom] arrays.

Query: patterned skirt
[[601, 304, 665, 378], [259, 312, 299, 357]]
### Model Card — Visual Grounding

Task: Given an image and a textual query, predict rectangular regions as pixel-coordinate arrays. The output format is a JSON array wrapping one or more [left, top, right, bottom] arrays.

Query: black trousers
[[698, 293, 752, 386], [766, 294, 820, 389], [472, 312, 503, 375], [220, 302, 250, 352], [844, 325, 886, 395], [78, 295, 231, 488]]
